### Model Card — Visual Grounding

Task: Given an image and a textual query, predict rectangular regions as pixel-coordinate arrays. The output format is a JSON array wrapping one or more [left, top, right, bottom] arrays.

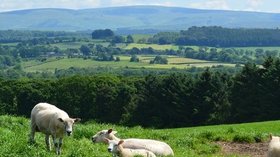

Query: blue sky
[[0, 0, 280, 13]]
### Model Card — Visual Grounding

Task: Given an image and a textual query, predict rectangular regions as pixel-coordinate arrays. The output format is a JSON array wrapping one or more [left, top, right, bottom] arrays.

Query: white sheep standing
[[106, 138, 156, 157], [29, 102, 81, 155], [92, 129, 174, 156], [268, 134, 280, 157]]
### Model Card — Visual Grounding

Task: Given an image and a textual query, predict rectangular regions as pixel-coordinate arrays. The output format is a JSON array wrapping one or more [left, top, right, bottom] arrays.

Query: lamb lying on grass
[[92, 129, 174, 156], [268, 134, 280, 157], [106, 138, 156, 157], [29, 102, 81, 155]]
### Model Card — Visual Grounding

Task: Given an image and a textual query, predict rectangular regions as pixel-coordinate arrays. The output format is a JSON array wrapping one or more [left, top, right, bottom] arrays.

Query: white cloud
[[187, 0, 230, 10], [109, 0, 175, 7], [247, 0, 263, 8], [244, 0, 263, 12], [110, 0, 131, 6]]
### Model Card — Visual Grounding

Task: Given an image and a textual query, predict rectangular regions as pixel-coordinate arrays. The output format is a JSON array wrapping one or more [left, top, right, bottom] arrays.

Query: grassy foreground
[[0, 115, 278, 157]]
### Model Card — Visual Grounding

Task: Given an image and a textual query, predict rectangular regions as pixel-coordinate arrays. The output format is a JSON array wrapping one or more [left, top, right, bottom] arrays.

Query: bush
[[150, 55, 168, 64]]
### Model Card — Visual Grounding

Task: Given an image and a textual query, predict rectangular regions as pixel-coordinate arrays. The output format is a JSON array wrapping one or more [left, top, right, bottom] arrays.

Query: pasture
[[123, 43, 280, 53], [21, 55, 236, 73], [131, 34, 153, 43], [0, 115, 277, 157], [233, 46, 280, 51], [50, 40, 110, 50], [124, 43, 180, 50]]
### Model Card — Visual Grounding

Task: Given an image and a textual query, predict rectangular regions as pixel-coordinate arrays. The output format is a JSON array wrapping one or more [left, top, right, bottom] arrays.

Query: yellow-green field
[[132, 34, 153, 42], [21, 55, 236, 73], [124, 43, 280, 52], [124, 43, 180, 50]]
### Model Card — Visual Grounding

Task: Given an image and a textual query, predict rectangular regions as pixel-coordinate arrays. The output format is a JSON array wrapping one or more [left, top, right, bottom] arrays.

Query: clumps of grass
[[199, 131, 222, 141], [253, 132, 266, 143], [232, 132, 267, 143], [195, 143, 220, 155], [232, 133, 255, 143], [199, 131, 215, 140], [175, 134, 220, 156], [226, 127, 235, 134], [176, 137, 196, 149]]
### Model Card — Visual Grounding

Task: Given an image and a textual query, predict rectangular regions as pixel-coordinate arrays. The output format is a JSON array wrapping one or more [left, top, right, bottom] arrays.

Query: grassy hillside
[[1, 6, 280, 31], [0, 115, 277, 157], [21, 56, 235, 73]]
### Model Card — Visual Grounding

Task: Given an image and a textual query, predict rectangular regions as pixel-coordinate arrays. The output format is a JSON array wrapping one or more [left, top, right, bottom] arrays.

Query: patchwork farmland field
[[21, 55, 236, 73]]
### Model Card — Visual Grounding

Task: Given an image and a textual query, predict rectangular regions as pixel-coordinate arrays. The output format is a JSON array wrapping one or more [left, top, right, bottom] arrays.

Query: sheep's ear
[[74, 118, 81, 123], [58, 118, 64, 122], [108, 129, 113, 134], [118, 140, 124, 145], [108, 129, 117, 135]]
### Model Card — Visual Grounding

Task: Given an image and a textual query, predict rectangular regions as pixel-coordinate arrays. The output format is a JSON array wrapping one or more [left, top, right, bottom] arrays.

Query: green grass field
[[233, 46, 280, 51], [0, 42, 18, 46], [21, 55, 236, 73], [132, 34, 153, 43], [124, 43, 280, 52], [50, 40, 110, 50], [0, 115, 276, 157], [124, 43, 180, 51]]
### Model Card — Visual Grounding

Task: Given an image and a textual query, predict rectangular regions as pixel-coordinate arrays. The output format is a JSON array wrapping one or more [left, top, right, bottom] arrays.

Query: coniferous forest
[[1, 57, 280, 128]]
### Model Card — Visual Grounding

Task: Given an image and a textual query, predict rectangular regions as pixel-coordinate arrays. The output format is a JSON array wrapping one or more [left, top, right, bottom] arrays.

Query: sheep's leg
[[58, 138, 63, 155], [29, 119, 36, 143], [52, 135, 60, 155], [45, 134, 51, 151]]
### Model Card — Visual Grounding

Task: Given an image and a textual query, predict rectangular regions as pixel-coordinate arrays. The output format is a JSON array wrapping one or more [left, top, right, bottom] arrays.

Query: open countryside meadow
[[2, 30, 280, 157], [1, 115, 278, 157], [2, 2, 280, 157]]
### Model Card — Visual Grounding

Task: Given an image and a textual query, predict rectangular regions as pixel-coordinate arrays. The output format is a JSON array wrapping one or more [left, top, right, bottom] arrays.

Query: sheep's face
[[58, 118, 81, 136], [92, 129, 117, 143], [107, 139, 119, 153]]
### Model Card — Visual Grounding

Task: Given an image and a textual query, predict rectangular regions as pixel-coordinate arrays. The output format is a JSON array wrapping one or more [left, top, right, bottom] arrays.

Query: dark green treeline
[[1, 57, 280, 128]]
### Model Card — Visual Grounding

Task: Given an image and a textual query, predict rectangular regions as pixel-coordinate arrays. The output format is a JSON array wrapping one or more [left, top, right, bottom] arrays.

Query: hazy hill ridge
[[1, 5, 280, 31]]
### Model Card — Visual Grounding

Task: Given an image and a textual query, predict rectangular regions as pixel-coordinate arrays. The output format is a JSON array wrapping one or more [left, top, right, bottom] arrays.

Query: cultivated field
[[0, 115, 277, 157], [21, 55, 236, 73], [124, 43, 180, 50]]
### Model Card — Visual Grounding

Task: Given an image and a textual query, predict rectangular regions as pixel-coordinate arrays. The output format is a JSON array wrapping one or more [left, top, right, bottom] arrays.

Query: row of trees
[[0, 30, 87, 43], [3, 27, 280, 47], [149, 26, 280, 47], [0, 57, 279, 128], [0, 63, 241, 79], [91, 29, 134, 44]]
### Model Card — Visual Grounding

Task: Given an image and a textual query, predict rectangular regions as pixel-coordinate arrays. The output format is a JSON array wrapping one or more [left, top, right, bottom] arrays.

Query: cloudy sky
[[0, 0, 280, 13]]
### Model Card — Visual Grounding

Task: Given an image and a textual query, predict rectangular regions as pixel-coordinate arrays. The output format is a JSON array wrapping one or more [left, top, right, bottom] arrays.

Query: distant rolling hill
[[1, 5, 280, 31]]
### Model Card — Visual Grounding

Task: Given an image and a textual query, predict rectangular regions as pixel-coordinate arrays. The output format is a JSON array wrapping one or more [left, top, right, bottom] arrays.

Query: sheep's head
[[105, 138, 124, 154], [58, 117, 81, 136], [91, 129, 117, 143]]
